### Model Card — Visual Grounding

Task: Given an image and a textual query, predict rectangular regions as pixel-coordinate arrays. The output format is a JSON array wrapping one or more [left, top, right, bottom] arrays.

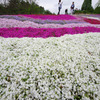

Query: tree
[[7, 0, 22, 14], [45, 10, 52, 14], [81, 0, 93, 12], [94, 0, 100, 14], [8, 0, 20, 8], [3, 0, 7, 7]]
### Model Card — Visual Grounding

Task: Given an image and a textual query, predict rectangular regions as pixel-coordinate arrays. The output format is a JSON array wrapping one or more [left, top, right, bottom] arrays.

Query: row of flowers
[[18, 14, 77, 20], [0, 27, 100, 38], [80, 14, 100, 18], [83, 18, 100, 24], [0, 15, 85, 24], [1, 15, 100, 25], [0, 18, 100, 28], [0, 33, 100, 100]]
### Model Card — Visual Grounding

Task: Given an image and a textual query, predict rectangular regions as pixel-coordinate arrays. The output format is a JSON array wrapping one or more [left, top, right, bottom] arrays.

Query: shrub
[[94, 6, 100, 14]]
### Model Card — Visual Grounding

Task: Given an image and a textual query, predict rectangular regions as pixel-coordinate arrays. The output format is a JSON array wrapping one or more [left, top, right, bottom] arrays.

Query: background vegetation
[[75, 0, 100, 14], [0, 0, 53, 15]]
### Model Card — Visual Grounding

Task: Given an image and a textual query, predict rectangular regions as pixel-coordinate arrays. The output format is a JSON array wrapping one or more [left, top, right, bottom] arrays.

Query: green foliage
[[0, 0, 52, 15], [94, 0, 100, 14], [74, 10, 94, 14], [44, 10, 52, 14], [81, 0, 94, 12], [0, 4, 8, 15], [94, 6, 100, 14], [75, 0, 100, 14], [0, 4, 4, 14]]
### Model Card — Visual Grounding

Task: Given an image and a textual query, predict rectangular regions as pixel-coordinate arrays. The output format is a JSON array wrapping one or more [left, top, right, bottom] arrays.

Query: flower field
[[0, 14, 100, 100]]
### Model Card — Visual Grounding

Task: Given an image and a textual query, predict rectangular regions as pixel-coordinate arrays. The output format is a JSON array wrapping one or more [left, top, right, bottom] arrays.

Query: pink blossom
[[0, 27, 100, 38], [84, 18, 100, 24], [18, 14, 77, 20]]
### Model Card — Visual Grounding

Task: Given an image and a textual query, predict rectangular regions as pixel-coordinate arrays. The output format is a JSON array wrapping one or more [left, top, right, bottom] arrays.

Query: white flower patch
[[0, 32, 100, 100]]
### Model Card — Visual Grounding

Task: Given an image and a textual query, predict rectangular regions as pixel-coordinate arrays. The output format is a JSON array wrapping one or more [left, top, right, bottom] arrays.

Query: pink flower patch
[[0, 27, 100, 38]]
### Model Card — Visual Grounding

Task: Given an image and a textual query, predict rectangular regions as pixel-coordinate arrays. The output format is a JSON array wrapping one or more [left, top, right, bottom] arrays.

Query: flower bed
[[0, 33, 100, 100], [80, 14, 100, 18], [84, 18, 100, 24], [0, 15, 82, 24], [18, 14, 77, 20], [0, 27, 100, 38], [0, 18, 100, 28], [0, 14, 100, 100]]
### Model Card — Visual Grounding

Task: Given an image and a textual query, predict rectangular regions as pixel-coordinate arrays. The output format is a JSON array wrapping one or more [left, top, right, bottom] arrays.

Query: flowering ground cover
[[0, 15, 85, 24], [18, 14, 77, 20], [0, 33, 100, 100], [84, 18, 100, 24], [78, 14, 100, 19], [0, 18, 100, 28], [77, 14, 100, 24], [0, 14, 100, 100], [0, 27, 100, 38]]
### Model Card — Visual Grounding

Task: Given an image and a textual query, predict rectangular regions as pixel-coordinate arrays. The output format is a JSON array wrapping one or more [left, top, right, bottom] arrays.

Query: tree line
[[0, 0, 53, 15], [75, 0, 100, 14]]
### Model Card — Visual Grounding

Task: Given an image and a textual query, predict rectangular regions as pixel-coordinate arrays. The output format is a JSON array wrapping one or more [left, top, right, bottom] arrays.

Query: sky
[[37, 0, 98, 14]]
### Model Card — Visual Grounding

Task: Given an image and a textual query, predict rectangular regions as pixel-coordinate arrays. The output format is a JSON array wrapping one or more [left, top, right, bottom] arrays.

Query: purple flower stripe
[[1, 18, 100, 28], [79, 14, 100, 18], [0, 15, 86, 24]]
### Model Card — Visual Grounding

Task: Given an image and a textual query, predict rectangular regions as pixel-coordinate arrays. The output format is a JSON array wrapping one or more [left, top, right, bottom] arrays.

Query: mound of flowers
[[0, 14, 100, 100]]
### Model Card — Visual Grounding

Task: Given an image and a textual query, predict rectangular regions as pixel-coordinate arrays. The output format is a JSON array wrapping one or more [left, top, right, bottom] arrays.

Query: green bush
[[94, 6, 100, 14]]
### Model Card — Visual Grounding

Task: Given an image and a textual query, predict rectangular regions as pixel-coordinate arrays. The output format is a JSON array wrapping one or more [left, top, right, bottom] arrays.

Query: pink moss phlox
[[0, 27, 100, 38], [18, 14, 77, 20], [84, 18, 100, 24]]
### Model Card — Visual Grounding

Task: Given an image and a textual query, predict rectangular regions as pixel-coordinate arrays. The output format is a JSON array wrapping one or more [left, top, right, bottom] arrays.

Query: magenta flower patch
[[18, 14, 77, 20], [84, 18, 100, 24], [0, 27, 100, 38]]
